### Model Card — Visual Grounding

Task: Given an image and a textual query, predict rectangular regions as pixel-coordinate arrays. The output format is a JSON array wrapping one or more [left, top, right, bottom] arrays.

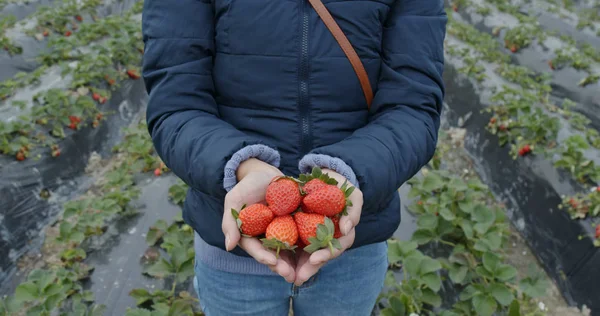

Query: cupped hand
[[294, 168, 363, 286], [221, 159, 296, 283]]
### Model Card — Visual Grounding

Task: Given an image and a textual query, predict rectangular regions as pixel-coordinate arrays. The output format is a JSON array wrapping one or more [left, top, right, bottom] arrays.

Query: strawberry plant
[[554, 135, 600, 184], [504, 25, 538, 52], [578, 73, 599, 87], [559, 187, 600, 222], [550, 47, 591, 72], [168, 181, 188, 207], [381, 169, 551, 316]]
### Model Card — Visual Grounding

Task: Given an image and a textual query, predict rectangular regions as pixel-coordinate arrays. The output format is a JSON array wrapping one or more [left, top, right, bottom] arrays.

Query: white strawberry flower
[[538, 302, 547, 311]]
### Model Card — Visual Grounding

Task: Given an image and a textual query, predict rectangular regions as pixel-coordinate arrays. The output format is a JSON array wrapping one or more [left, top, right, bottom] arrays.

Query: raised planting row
[[442, 3, 600, 311], [0, 120, 182, 316], [445, 4, 600, 246], [0, 0, 143, 159], [0, 14, 22, 55]]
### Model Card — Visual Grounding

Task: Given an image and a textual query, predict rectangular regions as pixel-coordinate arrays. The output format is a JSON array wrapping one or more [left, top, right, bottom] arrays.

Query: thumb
[[223, 200, 242, 251]]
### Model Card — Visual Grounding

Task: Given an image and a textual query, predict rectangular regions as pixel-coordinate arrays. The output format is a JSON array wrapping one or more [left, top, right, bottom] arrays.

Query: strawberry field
[[0, 0, 599, 315]]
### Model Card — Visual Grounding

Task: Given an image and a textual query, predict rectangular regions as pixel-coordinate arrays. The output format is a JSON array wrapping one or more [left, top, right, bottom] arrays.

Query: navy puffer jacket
[[142, 0, 446, 256]]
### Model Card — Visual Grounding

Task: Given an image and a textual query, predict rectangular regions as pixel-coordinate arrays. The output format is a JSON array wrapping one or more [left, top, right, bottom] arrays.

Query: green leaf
[[175, 257, 195, 283], [388, 296, 406, 316], [411, 229, 434, 245], [476, 266, 494, 279], [460, 219, 474, 239], [449, 177, 468, 191], [91, 304, 107, 316], [482, 231, 502, 251], [459, 285, 480, 301], [422, 273, 442, 292], [449, 265, 468, 284], [519, 277, 548, 298], [168, 299, 194, 316], [144, 258, 173, 279], [482, 252, 500, 273], [459, 201, 475, 214], [420, 257, 442, 275], [496, 264, 518, 282], [129, 288, 152, 306], [508, 300, 521, 316], [472, 205, 495, 224], [472, 294, 497, 316], [404, 255, 423, 276], [439, 208, 456, 221], [43, 283, 63, 297], [14, 282, 38, 302], [489, 283, 514, 306], [422, 172, 446, 191], [125, 308, 153, 316], [44, 293, 63, 310], [422, 288, 442, 307], [417, 214, 438, 230]]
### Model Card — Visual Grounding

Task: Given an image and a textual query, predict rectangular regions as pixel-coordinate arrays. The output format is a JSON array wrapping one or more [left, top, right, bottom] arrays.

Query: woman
[[141, 0, 446, 315]]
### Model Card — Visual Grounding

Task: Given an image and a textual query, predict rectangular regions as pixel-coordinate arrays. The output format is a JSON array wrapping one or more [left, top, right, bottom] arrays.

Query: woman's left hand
[[294, 168, 363, 286]]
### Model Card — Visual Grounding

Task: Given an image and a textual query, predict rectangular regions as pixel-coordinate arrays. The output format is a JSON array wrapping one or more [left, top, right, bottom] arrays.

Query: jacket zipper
[[298, 0, 311, 155]]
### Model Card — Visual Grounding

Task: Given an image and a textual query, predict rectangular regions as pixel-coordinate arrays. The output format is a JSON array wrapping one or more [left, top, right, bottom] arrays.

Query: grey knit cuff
[[223, 144, 280, 192], [298, 154, 359, 189]]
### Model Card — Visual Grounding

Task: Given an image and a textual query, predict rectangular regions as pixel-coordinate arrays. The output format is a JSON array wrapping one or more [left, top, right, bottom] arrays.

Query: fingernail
[[225, 234, 230, 251], [343, 221, 353, 235]]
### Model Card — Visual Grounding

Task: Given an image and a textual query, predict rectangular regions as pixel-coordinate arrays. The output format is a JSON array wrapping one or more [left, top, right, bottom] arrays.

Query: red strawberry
[[105, 75, 115, 86], [43, 30, 49, 37], [261, 215, 298, 257], [489, 117, 497, 124], [99, 96, 107, 104], [92, 92, 101, 101], [231, 204, 274, 237], [519, 144, 532, 156], [499, 124, 507, 131], [69, 115, 81, 124], [68, 122, 78, 130], [65, 31, 72, 37], [303, 179, 328, 195], [154, 168, 162, 176], [452, 4, 458, 12], [51, 148, 61, 157], [596, 186, 600, 193], [96, 113, 103, 120], [510, 44, 518, 53], [16, 152, 25, 161], [548, 60, 555, 70], [294, 212, 341, 254], [302, 181, 354, 217], [595, 224, 600, 239], [295, 212, 326, 246], [75, 15, 83, 22], [330, 216, 342, 239], [126, 69, 140, 80], [266, 177, 302, 216]]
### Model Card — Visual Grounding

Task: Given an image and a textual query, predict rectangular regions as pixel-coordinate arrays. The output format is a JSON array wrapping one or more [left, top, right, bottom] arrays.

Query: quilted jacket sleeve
[[142, 0, 275, 199], [307, 0, 447, 213]]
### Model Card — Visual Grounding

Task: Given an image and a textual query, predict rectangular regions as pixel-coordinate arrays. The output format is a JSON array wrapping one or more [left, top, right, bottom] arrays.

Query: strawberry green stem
[[328, 241, 335, 256], [276, 246, 281, 259]]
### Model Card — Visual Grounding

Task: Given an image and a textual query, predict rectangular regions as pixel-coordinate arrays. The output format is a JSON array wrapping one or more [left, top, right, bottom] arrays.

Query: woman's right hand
[[221, 158, 296, 283]]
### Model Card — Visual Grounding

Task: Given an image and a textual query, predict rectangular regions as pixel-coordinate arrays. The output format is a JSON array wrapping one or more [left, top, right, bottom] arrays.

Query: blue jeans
[[193, 242, 388, 316]]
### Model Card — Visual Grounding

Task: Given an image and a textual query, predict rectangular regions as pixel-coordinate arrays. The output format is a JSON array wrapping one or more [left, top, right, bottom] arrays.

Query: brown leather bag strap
[[307, 0, 373, 109]]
